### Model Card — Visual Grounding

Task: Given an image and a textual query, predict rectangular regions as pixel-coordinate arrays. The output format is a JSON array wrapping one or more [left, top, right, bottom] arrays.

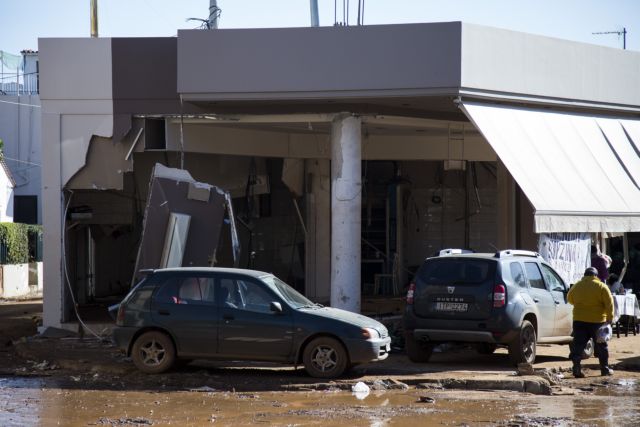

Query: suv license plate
[[435, 302, 468, 312]]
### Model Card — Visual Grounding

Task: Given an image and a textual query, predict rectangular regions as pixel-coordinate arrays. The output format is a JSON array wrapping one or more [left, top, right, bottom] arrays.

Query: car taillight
[[406, 283, 416, 305], [116, 304, 125, 325], [493, 284, 506, 308]]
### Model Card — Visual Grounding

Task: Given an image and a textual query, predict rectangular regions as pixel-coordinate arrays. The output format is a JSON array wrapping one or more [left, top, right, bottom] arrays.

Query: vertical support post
[[330, 114, 362, 312], [496, 159, 516, 249], [42, 112, 64, 328], [310, 0, 319, 27], [305, 159, 331, 302], [90, 0, 98, 38]]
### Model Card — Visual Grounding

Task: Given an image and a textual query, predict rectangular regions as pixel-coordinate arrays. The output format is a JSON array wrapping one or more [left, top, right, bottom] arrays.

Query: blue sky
[[0, 0, 637, 54]]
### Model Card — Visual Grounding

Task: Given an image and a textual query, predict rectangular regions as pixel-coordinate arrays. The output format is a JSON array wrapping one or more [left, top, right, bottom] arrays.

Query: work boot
[[572, 364, 585, 378], [601, 366, 614, 376]]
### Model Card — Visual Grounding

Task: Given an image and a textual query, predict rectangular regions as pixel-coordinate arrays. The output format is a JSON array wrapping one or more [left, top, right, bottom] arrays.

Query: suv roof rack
[[439, 248, 474, 256], [494, 249, 541, 259]]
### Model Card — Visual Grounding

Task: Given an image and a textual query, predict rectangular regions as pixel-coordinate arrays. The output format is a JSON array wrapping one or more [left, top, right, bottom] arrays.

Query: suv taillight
[[116, 304, 125, 326], [493, 284, 506, 308], [406, 283, 416, 305]]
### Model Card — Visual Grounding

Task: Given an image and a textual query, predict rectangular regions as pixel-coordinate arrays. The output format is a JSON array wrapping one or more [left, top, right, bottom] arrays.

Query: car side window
[[220, 277, 274, 313], [509, 262, 527, 288], [154, 275, 215, 305], [524, 262, 546, 290], [541, 264, 566, 293]]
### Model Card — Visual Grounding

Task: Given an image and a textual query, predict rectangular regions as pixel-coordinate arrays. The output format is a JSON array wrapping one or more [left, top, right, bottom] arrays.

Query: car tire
[[405, 334, 434, 363], [570, 338, 595, 360], [303, 337, 349, 378], [508, 320, 537, 365], [131, 331, 176, 374], [477, 343, 498, 355]]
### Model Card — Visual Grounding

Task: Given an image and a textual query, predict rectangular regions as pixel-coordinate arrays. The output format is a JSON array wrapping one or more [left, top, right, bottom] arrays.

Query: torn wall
[[132, 164, 237, 279]]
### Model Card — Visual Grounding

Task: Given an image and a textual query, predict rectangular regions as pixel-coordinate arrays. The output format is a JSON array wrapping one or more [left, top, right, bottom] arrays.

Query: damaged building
[[39, 23, 640, 329]]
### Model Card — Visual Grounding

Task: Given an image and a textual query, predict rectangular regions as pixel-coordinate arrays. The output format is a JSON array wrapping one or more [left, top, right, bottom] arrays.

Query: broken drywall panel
[[67, 135, 134, 190], [61, 114, 114, 185], [187, 182, 211, 202], [132, 163, 238, 280], [281, 158, 305, 197]]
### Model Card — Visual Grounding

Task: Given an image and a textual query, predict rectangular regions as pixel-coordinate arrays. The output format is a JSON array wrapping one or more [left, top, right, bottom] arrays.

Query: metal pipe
[[209, 0, 219, 29], [90, 0, 98, 38], [310, 0, 319, 27]]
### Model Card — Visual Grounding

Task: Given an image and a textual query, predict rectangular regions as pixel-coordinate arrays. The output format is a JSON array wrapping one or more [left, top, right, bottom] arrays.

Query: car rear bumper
[[112, 326, 138, 353], [412, 328, 519, 344], [345, 337, 392, 363]]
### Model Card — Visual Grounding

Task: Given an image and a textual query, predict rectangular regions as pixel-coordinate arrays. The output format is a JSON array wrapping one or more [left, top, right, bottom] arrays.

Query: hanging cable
[[61, 190, 105, 341], [179, 97, 185, 169]]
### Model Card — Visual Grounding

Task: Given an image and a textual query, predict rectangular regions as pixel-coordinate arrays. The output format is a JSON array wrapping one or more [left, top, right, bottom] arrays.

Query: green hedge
[[0, 223, 43, 264]]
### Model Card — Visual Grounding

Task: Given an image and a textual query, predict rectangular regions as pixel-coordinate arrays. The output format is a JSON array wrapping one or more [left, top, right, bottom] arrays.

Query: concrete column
[[330, 114, 362, 312], [305, 159, 331, 303], [42, 112, 63, 328], [496, 159, 517, 250]]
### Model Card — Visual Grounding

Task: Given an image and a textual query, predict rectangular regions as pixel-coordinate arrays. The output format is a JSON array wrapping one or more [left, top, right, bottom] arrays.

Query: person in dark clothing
[[568, 267, 615, 378], [591, 245, 610, 283]]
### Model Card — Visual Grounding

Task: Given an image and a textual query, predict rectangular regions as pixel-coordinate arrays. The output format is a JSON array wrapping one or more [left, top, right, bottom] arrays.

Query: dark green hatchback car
[[112, 267, 390, 378]]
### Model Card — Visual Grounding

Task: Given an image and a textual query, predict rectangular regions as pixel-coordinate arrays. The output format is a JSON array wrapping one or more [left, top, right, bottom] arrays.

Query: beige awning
[[461, 102, 640, 233]]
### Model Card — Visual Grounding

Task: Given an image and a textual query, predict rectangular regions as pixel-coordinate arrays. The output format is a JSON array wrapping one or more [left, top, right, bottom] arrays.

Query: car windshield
[[263, 275, 317, 308]]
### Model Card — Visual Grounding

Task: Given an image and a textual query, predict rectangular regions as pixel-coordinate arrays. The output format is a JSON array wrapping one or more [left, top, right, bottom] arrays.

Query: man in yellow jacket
[[567, 267, 615, 378]]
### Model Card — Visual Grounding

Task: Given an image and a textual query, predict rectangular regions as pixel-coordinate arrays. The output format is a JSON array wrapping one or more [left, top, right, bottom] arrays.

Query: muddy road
[[2, 376, 640, 426], [3, 300, 640, 426]]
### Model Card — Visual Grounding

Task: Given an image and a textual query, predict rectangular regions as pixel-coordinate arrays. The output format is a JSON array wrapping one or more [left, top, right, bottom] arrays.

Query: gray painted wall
[[177, 23, 463, 100], [460, 23, 640, 108], [177, 22, 640, 110]]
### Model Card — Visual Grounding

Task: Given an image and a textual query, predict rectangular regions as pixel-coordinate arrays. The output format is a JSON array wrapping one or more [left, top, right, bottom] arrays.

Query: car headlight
[[361, 327, 380, 339]]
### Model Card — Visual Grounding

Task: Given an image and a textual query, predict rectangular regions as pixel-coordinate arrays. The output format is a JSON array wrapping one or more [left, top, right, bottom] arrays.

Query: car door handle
[[554, 300, 560, 305], [223, 314, 234, 320], [157, 309, 170, 315], [533, 298, 539, 303]]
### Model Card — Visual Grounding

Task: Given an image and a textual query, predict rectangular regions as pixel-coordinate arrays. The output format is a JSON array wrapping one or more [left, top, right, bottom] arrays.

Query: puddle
[[1, 377, 640, 426]]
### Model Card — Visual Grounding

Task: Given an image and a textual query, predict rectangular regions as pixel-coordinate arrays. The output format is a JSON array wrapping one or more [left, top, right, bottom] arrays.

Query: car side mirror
[[270, 301, 283, 314]]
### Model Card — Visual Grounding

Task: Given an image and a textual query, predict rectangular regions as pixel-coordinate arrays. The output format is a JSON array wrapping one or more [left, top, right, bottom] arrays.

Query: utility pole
[[208, 0, 219, 29], [593, 27, 627, 49], [90, 0, 98, 38], [310, 0, 319, 27]]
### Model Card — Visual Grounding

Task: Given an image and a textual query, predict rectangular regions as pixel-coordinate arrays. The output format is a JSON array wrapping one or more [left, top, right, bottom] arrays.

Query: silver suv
[[403, 249, 583, 365]]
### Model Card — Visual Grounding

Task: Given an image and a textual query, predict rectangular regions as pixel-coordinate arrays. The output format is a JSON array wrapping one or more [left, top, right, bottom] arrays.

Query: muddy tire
[[477, 343, 498, 355], [303, 337, 349, 378], [508, 320, 536, 365], [131, 331, 176, 374], [405, 334, 434, 363], [570, 338, 595, 360]]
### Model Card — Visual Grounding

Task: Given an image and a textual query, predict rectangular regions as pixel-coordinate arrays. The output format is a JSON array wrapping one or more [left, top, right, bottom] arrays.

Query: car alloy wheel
[[131, 331, 176, 374], [303, 337, 348, 378], [508, 320, 537, 365]]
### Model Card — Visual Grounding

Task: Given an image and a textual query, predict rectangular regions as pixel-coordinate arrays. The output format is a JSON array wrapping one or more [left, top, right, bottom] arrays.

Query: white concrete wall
[[0, 263, 30, 298], [39, 38, 115, 328], [0, 167, 14, 222]]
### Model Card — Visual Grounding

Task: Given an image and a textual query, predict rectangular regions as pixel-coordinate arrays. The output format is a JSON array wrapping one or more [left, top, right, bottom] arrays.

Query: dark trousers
[[570, 320, 609, 368]]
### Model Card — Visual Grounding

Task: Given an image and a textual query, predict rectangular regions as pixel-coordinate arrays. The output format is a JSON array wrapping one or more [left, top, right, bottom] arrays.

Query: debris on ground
[[417, 395, 435, 403], [93, 417, 153, 426]]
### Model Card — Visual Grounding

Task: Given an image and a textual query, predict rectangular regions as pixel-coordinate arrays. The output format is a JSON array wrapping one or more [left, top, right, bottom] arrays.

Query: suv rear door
[[540, 263, 572, 337], [412, 257, 496, 320], [523, 262, 556, 338]]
